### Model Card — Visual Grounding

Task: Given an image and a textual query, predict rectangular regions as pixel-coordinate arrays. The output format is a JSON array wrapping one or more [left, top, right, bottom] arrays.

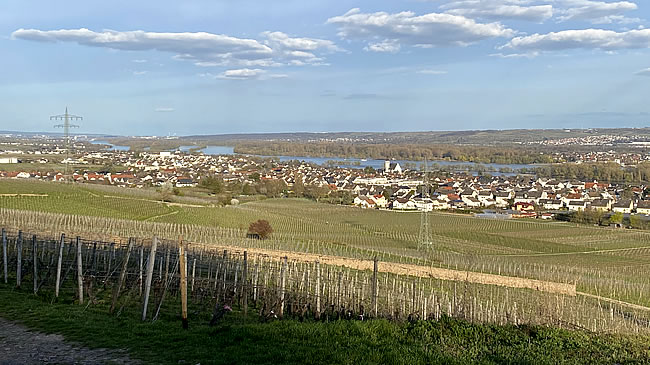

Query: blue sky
[[1, 0, 649, 135]]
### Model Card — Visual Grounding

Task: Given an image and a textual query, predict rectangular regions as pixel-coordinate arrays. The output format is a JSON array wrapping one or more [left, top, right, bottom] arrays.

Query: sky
[[1, 0, 650, 135]]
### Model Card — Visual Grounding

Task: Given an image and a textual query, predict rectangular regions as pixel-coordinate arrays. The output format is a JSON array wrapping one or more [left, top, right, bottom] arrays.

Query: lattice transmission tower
[[418, 158, 433, 248], [51, 107, 83, 177]]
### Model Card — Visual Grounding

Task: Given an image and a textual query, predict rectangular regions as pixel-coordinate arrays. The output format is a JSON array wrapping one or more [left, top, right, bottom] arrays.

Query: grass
[[0, 162, 105, 172], [0, 285, 649, 365]]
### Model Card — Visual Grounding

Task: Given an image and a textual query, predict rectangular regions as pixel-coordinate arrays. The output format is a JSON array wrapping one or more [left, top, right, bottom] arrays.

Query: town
[[2, 141, 649, 225]]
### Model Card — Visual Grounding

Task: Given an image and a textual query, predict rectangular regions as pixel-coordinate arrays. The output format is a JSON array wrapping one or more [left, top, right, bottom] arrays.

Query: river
[[90, 141, 535, 175], [90, 140, 130, 151]]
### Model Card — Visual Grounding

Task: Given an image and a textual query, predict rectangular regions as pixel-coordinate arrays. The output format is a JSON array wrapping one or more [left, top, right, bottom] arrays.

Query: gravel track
[[0, 318, 139, 365]]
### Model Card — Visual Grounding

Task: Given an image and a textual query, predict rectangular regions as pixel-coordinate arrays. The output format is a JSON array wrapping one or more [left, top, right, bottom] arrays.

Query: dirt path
[[201, 244, 577, 296], [0, 318, 138, 365], [144, 209, 179, 222], [577, 292, 650, 312], [497, 245, 650, 258], [0, 194, 48, 197], [103, 195, 206, 208]]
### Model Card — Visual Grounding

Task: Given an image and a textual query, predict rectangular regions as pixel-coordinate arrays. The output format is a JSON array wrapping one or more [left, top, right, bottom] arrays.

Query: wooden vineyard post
[[164, 246, 170, 283], [110, 238, 133, 314], [253, 260, 260, 303], [242, 251, 248, 317], [16, 230, 22, 289], [32, 235, 38, 294], [315, 261, 321, 319], [90, 242, 97, 273], [76, 237, 83, 304], [221, 250, 228, 298], [138, 244, 144, 297], [107, 243, 114, 279], [179, 239, 188, 329], [372, 257, 378, 318], [142, 237, 158, 321], [412, 281, 416, 316], [191, 258, 196, 293], [423, 297, 428, 321], [337, 271, 342, 309], [55, 234, 65, 298], [2, 228, 7, 284], [279, 256, 287, 318]]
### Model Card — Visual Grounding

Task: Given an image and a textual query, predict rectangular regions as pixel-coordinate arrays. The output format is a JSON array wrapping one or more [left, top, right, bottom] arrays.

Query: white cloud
[[198, 72, 216, 78], [490, 51, 540, 58], [200, 69, 287, 80], [554, 0, 639, 24], [11, 28, 339, 69], [437, 0, 640, 25], [132, 59, 148, 63], [635, 68, 650, 76], [364, 39, 401, 53], [417, 69, 448, 74], [502, 28, 650, 51], [132, 71, 147, 76], [326, 8, 514, 52], [217, 68, 265, 80], [441, 1, 554, 23], [261, 31, 341, 53], [155, 107, 174, 112]]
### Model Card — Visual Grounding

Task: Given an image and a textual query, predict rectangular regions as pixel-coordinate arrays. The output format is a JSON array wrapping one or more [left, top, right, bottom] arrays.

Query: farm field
[[2, 178, 650, 315], [0, 162, 105, 173]]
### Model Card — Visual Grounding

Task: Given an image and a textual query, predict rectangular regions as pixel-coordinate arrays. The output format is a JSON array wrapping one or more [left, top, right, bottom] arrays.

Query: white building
[[383, 160, 402, 174], [612, 200, 633, 214], [0, 157, 18, 164]]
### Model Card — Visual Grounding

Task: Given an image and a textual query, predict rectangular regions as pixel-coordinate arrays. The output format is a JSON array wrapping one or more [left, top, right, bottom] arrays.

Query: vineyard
[[1, 228, 649, 335], [2, 179, 650, 333]]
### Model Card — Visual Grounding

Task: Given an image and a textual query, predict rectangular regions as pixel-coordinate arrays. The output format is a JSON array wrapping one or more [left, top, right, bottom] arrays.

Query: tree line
[[233, 142, 554, 164], [197, 174, 336, 205], [562, 209, 648, 230], [526, 162, 650, 183]]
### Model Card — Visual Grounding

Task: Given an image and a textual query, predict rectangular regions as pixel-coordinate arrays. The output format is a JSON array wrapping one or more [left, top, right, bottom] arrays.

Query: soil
[[0, 318, 139, 365]]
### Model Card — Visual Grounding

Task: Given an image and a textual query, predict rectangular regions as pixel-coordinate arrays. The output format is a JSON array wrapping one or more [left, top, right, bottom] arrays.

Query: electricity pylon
[[418, 158, 433, 249], [51, 107, 82, 177]]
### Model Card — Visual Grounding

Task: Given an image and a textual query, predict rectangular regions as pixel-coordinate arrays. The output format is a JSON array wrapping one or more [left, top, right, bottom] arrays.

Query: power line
[[51, 107, 83, 178]]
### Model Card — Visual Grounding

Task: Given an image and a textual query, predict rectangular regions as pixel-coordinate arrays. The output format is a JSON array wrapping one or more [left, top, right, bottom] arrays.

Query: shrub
[[248, 219, 273, 239]]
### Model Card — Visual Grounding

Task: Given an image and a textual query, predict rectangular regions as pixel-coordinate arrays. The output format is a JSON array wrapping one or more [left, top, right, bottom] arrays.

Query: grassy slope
[[0, 286, 648, 365]]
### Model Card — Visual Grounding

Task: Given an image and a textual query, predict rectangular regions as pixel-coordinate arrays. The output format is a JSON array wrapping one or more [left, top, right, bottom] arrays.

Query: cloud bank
[[327, 8, 514, 52], [503, 28, 650, 51], [12, 28, 340, 69], [441, 1, 554, 23]]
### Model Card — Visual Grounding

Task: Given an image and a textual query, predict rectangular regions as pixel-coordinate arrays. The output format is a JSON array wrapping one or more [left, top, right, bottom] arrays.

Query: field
[[2, 178, 650, 335], [0, 161, 105, 173]]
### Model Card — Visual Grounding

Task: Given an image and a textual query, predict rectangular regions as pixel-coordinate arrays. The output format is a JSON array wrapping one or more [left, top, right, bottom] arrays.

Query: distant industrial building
[[0, 157, 19, 164]]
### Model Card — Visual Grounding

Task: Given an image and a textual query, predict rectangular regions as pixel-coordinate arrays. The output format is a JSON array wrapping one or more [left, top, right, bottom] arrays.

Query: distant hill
[[183, 128, 650, 146]]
